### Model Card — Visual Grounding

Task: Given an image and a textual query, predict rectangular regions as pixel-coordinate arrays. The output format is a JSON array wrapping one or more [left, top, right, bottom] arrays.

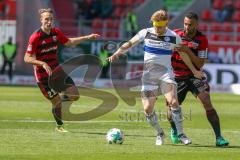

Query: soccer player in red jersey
[[24, 8, 100, 132], [167, 12, 229, 146]]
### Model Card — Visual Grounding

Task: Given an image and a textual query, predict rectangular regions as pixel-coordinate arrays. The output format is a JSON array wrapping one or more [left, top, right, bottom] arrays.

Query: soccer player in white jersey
[[108, 10, 203, 145]]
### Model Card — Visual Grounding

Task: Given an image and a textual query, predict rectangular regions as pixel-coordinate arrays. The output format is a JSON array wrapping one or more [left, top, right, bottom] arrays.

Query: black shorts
[[37, 75, 75, 100], [175, 77, 210, 105]]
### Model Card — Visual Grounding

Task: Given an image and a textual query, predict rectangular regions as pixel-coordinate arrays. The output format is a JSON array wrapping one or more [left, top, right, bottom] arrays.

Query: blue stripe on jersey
[[143, 45, 173, 55]]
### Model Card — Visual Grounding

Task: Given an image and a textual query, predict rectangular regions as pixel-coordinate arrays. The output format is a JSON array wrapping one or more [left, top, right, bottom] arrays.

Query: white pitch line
[[0, 119, 140, 123]]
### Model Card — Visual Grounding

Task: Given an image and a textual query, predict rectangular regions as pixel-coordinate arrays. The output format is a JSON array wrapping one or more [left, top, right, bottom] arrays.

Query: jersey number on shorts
[[47, 89, 57, 98]]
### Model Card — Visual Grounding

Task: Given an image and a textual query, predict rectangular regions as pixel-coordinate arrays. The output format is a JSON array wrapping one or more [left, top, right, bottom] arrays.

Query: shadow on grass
[[70, 131, 155, 138], [167, 143, 240, 149]]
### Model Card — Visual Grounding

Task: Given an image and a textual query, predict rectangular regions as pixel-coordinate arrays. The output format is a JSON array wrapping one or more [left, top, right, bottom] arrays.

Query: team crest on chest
[[164, 36, 170, 42]]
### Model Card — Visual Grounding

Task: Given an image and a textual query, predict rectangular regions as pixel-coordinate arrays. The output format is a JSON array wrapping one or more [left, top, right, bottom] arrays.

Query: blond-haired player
[[108, 10, 203, 145]]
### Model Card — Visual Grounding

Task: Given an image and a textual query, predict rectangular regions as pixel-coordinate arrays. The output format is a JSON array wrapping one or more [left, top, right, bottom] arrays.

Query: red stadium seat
[[113, 0, 126, 6], [201, 9, 213, 21], [210, 22, 222, 32], [232, 11, 240, 22], [92, 18, 103, 28], [112, 31, 120, 38], [235, 0, 240, 10], [223, 34, 233, 41], [112, 0, 118, 6], [237, 35, 240, 41], [105, 31, 120, 39], [198, 23, 208, 32], [105, 19, 120, 30], [222, 23, 233, 32], [213, 0, 223, 10], [113, 20, 120, 29], [210, 34, 221, 41], [105, 19, 114, 29], [237, 25, 240, 32], [126, 0, 135, 6], [113, 7, 123, 18]]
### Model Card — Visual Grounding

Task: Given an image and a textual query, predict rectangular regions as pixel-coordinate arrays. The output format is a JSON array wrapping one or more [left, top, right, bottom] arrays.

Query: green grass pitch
[[0, 86, 240, 160]]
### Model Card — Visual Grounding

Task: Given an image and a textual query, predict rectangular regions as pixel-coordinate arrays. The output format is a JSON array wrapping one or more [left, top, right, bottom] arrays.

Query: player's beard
[[184, 28, 196, 38]]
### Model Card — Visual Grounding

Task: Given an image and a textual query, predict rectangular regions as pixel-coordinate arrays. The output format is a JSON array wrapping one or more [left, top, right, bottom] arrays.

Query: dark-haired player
[[168, 12, 229, 146]]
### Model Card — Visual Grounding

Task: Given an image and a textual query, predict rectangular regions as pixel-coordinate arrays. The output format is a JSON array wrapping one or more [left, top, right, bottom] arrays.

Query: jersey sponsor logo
[[53, 35, 57, 42], [149, 34, 158, 39], [41, 46, 58, 53], [27, 45, 32, 52], [147, 40, 172, 50]]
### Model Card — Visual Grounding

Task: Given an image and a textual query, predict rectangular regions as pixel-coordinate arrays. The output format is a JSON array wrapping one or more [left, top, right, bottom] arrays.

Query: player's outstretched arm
[[175, 44, 205, 68], [65, 33, 100, 47], [107, 36, 140, 62]]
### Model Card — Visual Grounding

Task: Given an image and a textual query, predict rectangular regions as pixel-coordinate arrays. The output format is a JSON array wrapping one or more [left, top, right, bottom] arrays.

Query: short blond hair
[[38, 8, 53, 16], [151, 9, 168, 22]]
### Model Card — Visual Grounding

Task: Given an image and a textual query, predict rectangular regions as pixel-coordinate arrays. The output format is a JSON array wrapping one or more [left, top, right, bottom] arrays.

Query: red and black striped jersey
[[171, 29, 208, 79], [25, 27, 69, 83]]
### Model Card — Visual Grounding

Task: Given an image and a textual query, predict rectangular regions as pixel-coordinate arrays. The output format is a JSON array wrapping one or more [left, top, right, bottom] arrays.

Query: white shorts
[[141, 62, 176, 98]]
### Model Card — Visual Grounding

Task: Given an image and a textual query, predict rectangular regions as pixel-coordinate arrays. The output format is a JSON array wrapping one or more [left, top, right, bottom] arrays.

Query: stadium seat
[[223, 34, 233, 41], [112, 0, 118, 6], [198, 23, 208, 32], [222, 23, 233, 32], [201, 9, 213, 21], [112, 31, 120, 38], [210, 34, 221, 41], [235, 0, 240, 10], [232, 11, 240, 22], [126, 0, 135, 6], [105, 31, 114, 39], [105, 31, 120, 39], [113, 20, 120, 29], [213, 0, 223, 10], [105, 19, 120, 30], [237, 25, 240, 32], [113, 7, 123, 18], [210, 22, 222, 32], [105, 19, 114, 29], [92, 18, 103, 28], [113, 0, 126, 6], [237, 35, 240, 41]]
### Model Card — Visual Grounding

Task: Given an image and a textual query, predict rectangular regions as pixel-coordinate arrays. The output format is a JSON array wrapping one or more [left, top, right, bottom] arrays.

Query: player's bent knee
[[144, 107, 153, 115], [70, 94, 80, 101], [51, 95, 62, 106], [167, 99, 178, 107]]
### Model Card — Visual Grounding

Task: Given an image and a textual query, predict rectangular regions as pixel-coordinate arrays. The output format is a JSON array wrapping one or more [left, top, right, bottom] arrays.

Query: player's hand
[[193, 70, 204, 79], [107, 54, 118, 62], [174, 44, 191, 53], [87, 34, 100, 40], [42, 62, 52, 75]]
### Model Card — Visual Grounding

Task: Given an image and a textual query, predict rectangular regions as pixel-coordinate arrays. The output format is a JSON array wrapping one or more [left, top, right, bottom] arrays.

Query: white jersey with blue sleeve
[[136, 27, 182, 67], [134, 27, 181, 93]]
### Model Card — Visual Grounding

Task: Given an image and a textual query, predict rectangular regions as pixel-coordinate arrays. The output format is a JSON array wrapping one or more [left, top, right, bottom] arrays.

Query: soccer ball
[[106, 128, 124, 144]]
